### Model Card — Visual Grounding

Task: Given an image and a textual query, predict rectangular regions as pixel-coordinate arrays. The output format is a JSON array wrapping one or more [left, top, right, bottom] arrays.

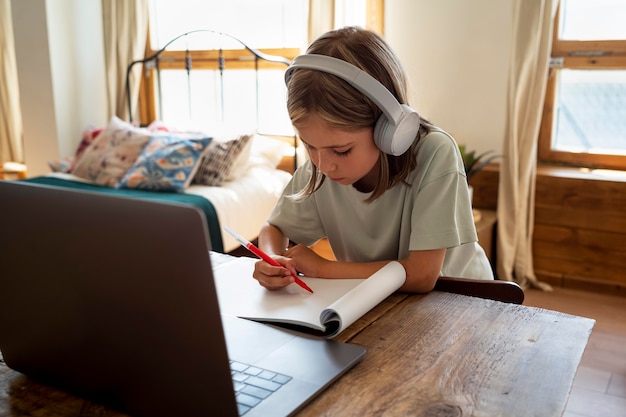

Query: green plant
[[458, 144, 499, 183]]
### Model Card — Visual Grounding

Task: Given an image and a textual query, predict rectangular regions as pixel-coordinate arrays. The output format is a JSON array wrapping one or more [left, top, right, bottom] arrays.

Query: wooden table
[[0, 290, 594, 417]]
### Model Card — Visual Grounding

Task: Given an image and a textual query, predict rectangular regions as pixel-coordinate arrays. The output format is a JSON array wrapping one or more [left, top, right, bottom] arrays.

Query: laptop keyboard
[[230, 360, 292, 415]]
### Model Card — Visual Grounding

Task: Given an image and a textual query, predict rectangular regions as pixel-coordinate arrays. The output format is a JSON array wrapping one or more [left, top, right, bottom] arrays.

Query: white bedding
[[47, 166, 290, 253], [186, 164, 291, 252], [46, 133, 293, 252]]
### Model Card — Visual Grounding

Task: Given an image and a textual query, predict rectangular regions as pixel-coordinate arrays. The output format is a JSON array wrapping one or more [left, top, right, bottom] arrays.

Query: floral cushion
[[70, 126, 104, 170], [71, 116, 152, 187], [118, 134, 213, 192], [47, 126, 104, 173]]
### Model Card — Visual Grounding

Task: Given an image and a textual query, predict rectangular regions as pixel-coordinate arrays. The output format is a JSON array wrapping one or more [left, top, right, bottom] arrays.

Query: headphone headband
[[284, 54, 420, 155], [285, 54, 405, 126]]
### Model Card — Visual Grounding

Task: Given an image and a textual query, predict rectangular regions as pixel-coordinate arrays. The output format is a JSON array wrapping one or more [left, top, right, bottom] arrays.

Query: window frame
[[137, 0, 385, 127], [538, 3, 626, 170], [136, 41, 301, 126]]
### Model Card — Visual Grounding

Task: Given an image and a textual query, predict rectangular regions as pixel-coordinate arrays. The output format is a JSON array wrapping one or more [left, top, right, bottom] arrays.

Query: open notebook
[[0, 180, 366, 417], [213, 256, 406, 338]]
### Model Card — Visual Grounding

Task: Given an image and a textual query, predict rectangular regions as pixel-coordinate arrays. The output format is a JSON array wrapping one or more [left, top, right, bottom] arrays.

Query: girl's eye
[[334, 149, 351, 157]]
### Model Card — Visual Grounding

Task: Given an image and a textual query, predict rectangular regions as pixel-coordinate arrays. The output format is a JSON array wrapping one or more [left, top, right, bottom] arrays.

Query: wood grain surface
[[298, 292, 595, 417], [0, 291, 594, 417]]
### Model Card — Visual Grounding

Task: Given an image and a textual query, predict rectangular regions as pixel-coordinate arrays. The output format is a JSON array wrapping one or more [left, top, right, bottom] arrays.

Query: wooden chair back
[[434, 276, 525, 304]]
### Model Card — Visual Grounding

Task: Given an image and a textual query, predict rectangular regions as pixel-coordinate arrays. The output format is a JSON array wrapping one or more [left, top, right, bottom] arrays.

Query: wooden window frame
[[136, 41, 301, 126], [137, 0, 385, 127], [538, 4, 626, 170]]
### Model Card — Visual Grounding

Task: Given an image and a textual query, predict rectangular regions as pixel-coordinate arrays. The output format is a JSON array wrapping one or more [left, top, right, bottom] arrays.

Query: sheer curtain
[[496, 0, 559, 289], [101, 0, 149, 121], [308, 0, 335, 43], [0, 0, 24, 164], [308, 0, 372, 43]]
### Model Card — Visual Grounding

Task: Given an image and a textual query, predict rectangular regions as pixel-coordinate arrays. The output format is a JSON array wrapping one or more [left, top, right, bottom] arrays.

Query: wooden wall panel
[[470, 163, 626, 296], [469, 164, 499, 210], [533, 224, 626, 255], [534, 241, 626, 281], [534, 206, 626, 234]]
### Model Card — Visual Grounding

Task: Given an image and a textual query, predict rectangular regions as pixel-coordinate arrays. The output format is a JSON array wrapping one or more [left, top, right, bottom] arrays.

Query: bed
[[27, 29, 295, 253]]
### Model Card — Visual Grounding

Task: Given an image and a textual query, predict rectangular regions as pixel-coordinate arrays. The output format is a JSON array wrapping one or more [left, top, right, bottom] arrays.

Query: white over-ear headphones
[[285, 54, 420, 156]]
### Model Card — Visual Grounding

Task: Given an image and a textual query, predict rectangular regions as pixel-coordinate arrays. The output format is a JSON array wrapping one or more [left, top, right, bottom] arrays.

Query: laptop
[[0, 180, 366, 417]]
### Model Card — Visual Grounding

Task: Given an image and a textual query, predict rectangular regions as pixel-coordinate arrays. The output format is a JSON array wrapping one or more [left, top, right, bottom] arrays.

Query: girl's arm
[[397, 249, 445, 292], [257, 222, 290, 257], [254, 222, 444, 294], [284, 246, 444, 293]]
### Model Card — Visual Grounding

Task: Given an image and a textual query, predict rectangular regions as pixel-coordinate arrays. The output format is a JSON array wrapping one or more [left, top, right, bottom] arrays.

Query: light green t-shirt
[[268, 130, 494, 280]]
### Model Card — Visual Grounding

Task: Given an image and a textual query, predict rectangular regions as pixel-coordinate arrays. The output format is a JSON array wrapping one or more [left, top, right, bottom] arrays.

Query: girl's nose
[[316, 152, 335, 175]]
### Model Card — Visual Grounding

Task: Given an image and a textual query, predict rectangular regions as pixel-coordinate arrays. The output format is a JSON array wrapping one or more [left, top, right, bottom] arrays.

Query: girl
[[253, 26, 493, 293]]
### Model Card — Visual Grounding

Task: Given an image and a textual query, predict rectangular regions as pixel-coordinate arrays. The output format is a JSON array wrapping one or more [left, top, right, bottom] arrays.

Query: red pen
[[223, 225, 314, 293]]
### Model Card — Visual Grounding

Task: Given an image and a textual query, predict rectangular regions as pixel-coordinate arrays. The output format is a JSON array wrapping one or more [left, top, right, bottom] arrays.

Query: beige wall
[[386, 0, 513, 157], [11, 0, 107, 176]]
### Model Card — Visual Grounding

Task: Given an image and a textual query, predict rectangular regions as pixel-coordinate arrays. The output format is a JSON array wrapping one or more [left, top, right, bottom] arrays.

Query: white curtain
[[308, 0, 335, 43], [496, 0, 559, 290], [0, 0, 24, 164], [308, 0, 374, 43], [101, 0, 149, 121]]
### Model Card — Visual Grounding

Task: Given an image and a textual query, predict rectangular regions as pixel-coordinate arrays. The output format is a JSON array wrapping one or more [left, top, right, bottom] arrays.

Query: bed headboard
[[125, 29, 298, 170]]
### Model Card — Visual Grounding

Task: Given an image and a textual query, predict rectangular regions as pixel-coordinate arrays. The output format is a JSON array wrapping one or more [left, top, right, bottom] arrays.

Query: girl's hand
[[252, 256, 295, 290], [282, 244, 329, 278], [252, 244, 330, 290]]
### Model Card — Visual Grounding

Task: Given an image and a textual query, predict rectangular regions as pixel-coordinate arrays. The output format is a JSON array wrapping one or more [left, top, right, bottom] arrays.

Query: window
[[138, 0, 307, 135], [138, 0, 384, 136], [539, 0, 626, 170]]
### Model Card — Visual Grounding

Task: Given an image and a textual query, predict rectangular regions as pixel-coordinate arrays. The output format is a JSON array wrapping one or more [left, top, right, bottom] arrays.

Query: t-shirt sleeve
[[408, 133, 477, 251]]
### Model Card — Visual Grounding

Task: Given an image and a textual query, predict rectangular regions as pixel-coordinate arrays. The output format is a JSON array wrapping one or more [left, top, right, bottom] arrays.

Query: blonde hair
[[287, 26, 434, 202]]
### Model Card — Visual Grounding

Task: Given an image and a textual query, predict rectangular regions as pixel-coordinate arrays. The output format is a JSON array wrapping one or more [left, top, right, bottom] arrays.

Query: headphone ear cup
[[287, 55, 421, 155], [373, 116, 394, 155], [374, 104, 420, 156]]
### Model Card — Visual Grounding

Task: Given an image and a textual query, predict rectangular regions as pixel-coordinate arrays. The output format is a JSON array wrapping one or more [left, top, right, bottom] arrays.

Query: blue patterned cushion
[[118, 134, 213, 192], [72, 116, 152, 187]]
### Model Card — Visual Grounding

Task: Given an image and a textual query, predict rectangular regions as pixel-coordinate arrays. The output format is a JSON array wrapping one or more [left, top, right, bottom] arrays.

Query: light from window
[[553, 69, 626, 155], [147, 0, 308, 135], [146, 0, 379, 136], [559, 0, 626, 41], [158, 69, 291, 135], [149, 0, 308, 50], [334, 0, 368, 29], [543, 0, 626, 168]]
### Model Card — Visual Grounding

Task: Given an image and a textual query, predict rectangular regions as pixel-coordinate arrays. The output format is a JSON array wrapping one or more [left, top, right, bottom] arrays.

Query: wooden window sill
[[537, 164, 626, 183]]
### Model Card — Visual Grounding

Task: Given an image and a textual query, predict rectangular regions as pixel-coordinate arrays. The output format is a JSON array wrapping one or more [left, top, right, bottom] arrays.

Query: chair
[[434, 276, 524, 304], [0, 162, 27, 180]]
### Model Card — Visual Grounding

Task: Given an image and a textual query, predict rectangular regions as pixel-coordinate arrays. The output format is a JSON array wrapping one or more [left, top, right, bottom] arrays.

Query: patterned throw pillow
[[118, 134, 213, 192], [70, 126, 104, 170], [193, 134, 252, 186], [47, 126, 104, 173], [72, 116, 152, 187], [48, 156, 74, 173]]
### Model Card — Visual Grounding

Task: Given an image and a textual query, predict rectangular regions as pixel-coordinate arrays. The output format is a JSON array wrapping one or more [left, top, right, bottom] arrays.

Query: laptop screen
[[0, 180, 365, 417]]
